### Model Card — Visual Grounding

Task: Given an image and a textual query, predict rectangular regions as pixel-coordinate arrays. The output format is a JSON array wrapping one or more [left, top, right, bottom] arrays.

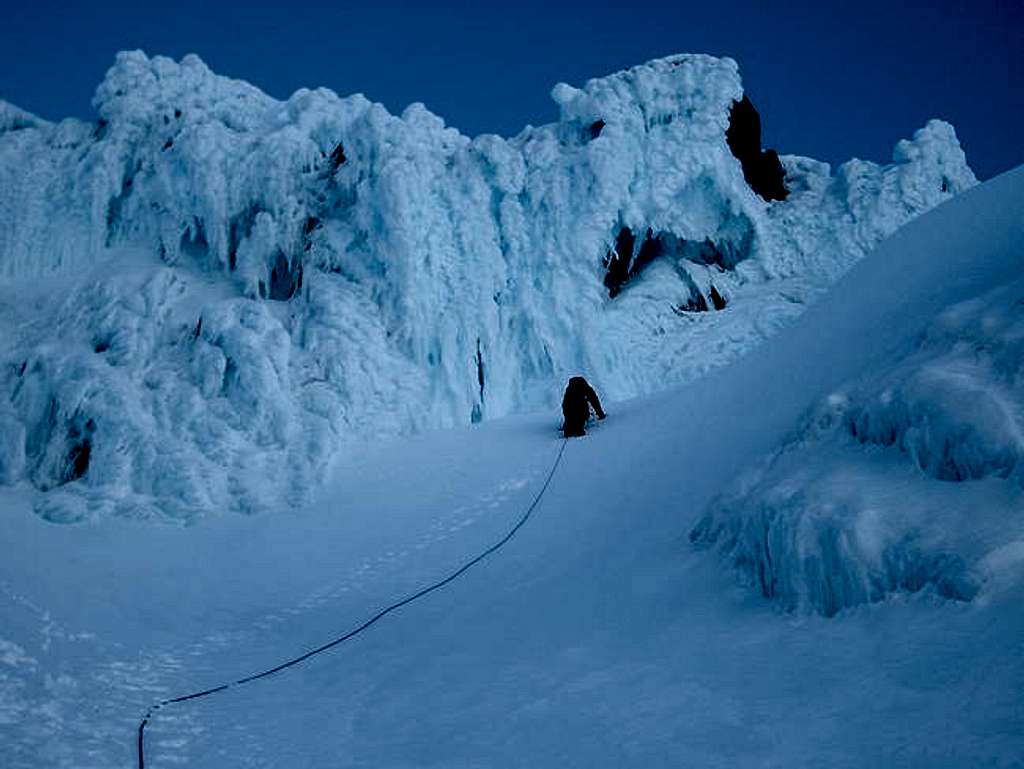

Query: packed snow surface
[[0, 161, 1021, 767], [0, 51, 976, 519]]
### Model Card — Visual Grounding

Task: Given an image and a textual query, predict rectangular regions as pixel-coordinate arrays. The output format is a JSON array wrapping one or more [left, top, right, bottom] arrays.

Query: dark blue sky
[[2, 1, 1020, 179]]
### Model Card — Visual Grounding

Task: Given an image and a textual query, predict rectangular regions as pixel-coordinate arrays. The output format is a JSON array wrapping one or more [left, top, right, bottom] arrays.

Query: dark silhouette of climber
[[561, 376, 606, 437]]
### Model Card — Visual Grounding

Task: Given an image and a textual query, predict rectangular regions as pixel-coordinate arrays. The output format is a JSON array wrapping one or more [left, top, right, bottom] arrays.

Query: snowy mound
[[692, 203, 1024, 617], [0, 51, 976, 521]]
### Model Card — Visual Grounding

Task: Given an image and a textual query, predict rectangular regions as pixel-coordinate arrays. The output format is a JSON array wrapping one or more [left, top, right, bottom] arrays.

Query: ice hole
[[268, 250, 302, 301], [179, 218, 210, 263], [603, 227, 744, 300]]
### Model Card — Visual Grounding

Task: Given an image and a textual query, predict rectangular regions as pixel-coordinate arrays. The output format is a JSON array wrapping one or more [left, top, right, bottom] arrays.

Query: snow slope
[[0, 51, 976, 520], [1, 165, 1020, 767]]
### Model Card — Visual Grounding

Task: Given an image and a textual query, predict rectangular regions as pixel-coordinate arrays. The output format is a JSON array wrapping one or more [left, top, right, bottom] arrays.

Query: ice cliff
[[0, 51, 976, 521]]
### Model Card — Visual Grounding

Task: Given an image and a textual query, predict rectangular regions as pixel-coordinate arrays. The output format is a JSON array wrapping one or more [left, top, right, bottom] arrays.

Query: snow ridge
[[0, 51, 976, 520]]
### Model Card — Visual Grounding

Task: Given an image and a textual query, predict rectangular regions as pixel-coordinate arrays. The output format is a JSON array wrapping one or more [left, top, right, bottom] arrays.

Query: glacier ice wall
[[0, 51, 976, 521]]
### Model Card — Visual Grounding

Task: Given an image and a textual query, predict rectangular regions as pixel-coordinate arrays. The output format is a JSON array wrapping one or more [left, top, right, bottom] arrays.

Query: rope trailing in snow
[[136, 438, 569, 769]]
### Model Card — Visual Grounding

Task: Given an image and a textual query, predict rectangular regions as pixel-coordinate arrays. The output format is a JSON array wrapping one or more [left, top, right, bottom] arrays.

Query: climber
[[561, 376, 606, 437]]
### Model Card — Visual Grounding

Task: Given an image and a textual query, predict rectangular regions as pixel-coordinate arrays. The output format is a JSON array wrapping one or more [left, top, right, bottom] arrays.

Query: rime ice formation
[[0, 51, 976, 521], [691, 273, 1024, 617]]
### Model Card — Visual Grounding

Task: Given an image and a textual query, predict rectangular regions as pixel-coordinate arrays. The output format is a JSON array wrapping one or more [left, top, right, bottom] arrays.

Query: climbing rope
[[137, 438, 569, 768]]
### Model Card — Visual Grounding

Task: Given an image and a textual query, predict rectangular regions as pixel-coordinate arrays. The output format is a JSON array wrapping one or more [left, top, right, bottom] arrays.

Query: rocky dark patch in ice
[[726, 95, 788, 202], [329, 142, 347, 169]]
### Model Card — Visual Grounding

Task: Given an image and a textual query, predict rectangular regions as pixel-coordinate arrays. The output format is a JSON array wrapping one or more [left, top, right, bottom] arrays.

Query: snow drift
[[0, 51, 976, 520]]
